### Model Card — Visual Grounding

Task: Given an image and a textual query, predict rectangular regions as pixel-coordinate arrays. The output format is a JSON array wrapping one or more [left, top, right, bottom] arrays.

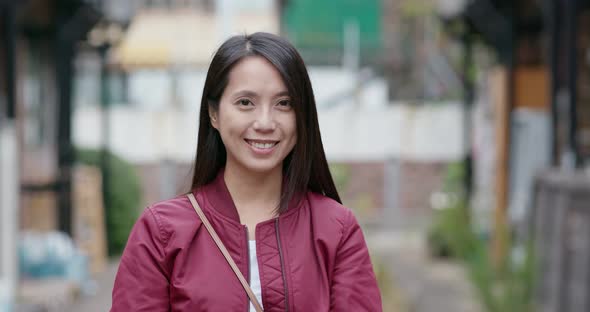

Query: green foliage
[[329, 163, 375, 218], [352, 192, 374, 219], [427, 161, 536, 312], [400, 1, 435, 17], [329, 163, 351, 193], [76, 148, 142, 256]]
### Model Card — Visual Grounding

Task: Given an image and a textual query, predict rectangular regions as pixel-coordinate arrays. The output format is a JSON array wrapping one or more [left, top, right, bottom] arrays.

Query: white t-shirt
[[249, 240, 263, 311]]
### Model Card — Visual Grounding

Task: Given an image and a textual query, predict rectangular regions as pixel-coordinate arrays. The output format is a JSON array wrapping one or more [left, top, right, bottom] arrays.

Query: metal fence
[[532, 169, 590, 312]]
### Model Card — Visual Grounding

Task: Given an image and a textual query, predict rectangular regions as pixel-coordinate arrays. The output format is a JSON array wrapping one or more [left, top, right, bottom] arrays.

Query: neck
[[223, 163, 283, 215]]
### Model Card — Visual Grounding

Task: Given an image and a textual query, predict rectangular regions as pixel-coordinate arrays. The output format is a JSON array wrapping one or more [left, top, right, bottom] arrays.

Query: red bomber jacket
[[111, 171, 382, 311]]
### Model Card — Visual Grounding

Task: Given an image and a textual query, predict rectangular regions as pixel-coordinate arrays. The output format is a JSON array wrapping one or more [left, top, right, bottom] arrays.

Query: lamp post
[[436, 0, 474, 196], [87, 21, 123, 241], [436, 0, 474, 201]]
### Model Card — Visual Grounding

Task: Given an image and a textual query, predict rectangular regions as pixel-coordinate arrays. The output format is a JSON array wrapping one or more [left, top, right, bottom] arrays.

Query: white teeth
[[249, 141, 276, 149]]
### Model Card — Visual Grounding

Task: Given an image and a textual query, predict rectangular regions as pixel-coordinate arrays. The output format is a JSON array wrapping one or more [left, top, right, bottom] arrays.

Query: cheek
[[284, 115, 297, 148], [284, 113, 297, 137], [217, 106, 246, 136]]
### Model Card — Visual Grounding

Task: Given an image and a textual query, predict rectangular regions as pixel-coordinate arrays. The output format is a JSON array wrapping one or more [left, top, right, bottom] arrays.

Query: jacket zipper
[[275, 218, 289, 312], [245, 225, 251, 312]]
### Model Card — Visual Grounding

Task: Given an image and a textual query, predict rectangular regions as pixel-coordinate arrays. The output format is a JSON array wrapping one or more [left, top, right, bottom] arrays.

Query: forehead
[[224, 56, 288, 96]]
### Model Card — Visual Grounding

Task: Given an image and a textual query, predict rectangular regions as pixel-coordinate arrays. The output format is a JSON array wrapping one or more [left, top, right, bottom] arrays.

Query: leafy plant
[[329, 163, 351, 193], [427, 161, 536, 312], [76, 148, 142, 256]]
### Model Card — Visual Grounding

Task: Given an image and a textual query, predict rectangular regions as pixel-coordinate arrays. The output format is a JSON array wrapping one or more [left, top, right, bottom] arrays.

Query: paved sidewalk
[[63, 259, 120, 312], [367, 230, 483, 312]]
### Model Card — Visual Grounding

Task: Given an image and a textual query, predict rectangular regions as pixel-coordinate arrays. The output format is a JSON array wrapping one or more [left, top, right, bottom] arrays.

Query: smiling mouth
[[245, 139, 279, 149]]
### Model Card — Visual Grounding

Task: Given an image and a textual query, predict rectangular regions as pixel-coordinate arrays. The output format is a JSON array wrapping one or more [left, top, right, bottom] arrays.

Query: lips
[[245, 139, 279, 149]]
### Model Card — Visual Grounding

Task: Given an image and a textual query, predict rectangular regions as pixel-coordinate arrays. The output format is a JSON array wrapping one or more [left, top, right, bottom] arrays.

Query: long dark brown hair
[[190, 32, 341, 213]]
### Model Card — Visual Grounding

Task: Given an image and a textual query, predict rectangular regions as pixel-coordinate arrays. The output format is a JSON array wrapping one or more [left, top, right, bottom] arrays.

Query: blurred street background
[[1, 0, 590, 311]]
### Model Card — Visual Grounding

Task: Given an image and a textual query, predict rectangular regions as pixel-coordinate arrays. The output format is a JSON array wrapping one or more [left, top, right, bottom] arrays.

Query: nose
[[252, 107, 276, 132]]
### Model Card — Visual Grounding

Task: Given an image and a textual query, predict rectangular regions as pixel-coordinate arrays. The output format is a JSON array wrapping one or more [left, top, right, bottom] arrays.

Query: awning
[[113, 9, 279, 69]]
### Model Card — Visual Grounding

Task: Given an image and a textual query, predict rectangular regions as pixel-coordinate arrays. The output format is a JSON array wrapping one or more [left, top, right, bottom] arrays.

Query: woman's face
[[210, 56, 297, 175]]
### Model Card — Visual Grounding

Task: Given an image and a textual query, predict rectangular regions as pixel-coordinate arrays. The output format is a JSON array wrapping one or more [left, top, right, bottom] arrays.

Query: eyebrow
[[232, 90, 290, 98]]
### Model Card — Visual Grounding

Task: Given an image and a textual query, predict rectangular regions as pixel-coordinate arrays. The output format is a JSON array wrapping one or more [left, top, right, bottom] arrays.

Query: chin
[[242, 161, 283, 174]]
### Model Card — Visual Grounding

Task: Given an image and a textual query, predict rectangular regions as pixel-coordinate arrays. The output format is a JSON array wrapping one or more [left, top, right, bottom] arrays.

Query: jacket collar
[[201, 169, 241, 222], [199, 169, 304, 222]]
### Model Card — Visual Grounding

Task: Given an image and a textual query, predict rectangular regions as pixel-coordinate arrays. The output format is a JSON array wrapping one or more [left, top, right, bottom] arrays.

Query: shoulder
[[140, 194, 202, 243], [148, 194, 196, 223], [305, 191, 356, 233]]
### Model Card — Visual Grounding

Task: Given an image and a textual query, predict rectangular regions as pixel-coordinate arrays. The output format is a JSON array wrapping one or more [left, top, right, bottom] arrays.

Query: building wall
[[397, 159, 447, 216], [73, 102, 466, 164], [18, 36, 61, 231], [134, 162, 193, 208], [73, 101, 462, 221]]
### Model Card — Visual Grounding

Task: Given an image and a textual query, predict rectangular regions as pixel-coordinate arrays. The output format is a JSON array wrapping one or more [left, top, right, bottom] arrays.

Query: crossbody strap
[[187, 194, 264, 312]]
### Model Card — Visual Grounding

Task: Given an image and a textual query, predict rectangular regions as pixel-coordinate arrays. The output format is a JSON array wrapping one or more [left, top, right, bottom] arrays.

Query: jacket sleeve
[[111, 207, 171, 312], [330, 209, 383, 311]]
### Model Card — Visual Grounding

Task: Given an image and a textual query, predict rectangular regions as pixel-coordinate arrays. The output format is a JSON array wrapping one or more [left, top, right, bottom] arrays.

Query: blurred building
[[383, 0, 465, 100], [12, 0, 103, 237], [440, 0, 590, 310], [69, 0, 470, 226], [439, 0, 590, 228], [0, 0, 106, 309]]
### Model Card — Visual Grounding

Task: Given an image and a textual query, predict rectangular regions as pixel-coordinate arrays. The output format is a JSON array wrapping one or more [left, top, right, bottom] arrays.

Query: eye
[[237, 99, 253, 106], [277, 99, 291, 108]]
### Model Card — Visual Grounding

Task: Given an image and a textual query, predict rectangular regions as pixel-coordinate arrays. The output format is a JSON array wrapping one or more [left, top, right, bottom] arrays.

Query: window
[[22, 40, 55, 147]]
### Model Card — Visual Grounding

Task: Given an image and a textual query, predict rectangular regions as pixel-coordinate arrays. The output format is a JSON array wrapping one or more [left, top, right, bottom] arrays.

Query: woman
[[111, 32, 382, 311]]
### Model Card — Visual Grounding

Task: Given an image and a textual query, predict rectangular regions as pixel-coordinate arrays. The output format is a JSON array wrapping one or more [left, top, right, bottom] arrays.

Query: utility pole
[[462, 30, 474, 201], [0, 2, 19, 310]]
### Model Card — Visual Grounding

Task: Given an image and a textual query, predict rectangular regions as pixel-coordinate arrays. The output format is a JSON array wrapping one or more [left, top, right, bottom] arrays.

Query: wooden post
[[490, 67, 511, 267]]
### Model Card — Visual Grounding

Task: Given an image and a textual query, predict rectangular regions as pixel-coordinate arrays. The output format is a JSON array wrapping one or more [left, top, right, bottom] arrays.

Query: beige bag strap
[[187, 194, 264, 312]]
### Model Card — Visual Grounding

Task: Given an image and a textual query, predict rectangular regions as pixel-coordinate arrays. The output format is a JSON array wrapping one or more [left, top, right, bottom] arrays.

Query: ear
[[209, 106, 219, 129]]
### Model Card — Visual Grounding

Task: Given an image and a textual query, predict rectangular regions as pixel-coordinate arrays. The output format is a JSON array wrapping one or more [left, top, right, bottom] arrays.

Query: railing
[[532, 169, 590, 312]]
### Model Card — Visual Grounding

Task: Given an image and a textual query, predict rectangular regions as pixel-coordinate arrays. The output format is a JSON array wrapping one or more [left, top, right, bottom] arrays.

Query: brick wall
[[331, 161, 385, 220], [397, 159, 447, 215], [132, 160, 449, 224], [20, 147, 59, 231]]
